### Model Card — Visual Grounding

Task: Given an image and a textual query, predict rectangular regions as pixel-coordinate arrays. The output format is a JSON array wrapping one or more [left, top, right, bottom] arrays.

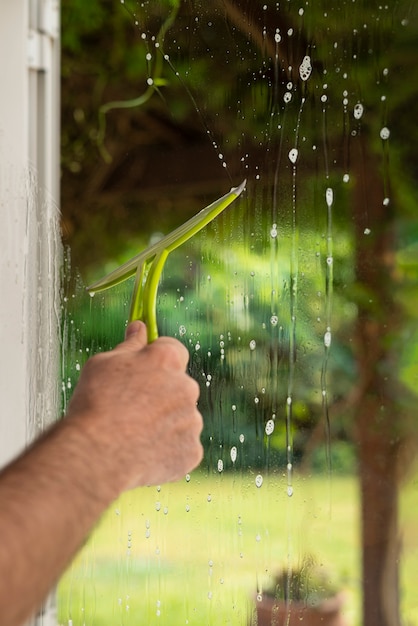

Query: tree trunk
[[352, 136, 402, 626], [357, 397, 401, 626]]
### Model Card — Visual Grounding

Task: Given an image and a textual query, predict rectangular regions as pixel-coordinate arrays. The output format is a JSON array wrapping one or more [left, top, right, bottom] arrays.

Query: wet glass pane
[[59, 2, 418, 625]]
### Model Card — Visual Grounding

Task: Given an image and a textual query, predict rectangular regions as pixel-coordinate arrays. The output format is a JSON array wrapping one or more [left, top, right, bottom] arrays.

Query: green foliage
[[311, 442, 357, 475], [61, 0, 108, 55], [60, 4, 418, 625], [61, 0, 418, 472]]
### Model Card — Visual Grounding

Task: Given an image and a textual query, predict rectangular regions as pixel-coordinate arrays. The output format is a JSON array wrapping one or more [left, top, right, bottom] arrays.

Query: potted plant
[[252, 556, 348, 626]]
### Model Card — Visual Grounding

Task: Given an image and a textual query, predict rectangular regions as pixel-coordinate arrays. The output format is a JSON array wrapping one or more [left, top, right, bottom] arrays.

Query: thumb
[[117, 320, 148, 350]]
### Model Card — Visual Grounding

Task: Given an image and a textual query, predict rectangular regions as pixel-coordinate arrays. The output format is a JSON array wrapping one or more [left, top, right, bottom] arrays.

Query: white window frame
[[0, 1, 61, 624]]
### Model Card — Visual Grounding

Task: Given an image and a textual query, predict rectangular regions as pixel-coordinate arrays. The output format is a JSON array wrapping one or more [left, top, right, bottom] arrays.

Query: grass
[[58, 470, 418, 626]]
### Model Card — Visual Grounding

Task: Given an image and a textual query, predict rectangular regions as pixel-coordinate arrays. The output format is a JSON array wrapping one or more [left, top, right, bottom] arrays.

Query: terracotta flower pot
[[254, 592, 348, 626]]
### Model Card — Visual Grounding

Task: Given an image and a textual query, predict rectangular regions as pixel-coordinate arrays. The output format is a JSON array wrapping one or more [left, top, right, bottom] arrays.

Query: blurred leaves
[[61, 0, 418, 468]]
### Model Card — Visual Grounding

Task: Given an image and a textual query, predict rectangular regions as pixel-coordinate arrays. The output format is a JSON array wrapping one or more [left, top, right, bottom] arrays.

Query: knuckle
[[152, 337, 189, 368], [83, 351, 107, 372], [185, 375, 200, 399]]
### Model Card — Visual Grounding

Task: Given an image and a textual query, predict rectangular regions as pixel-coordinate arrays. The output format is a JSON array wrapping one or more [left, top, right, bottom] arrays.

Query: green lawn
[[58, 471, 417, 625]]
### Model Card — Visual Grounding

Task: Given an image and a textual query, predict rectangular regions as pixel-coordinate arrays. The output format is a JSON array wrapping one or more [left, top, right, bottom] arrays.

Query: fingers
[[125, 320, 147, 341], [151, 336, 191, 371], [113, 320, 148, 352], [119, 323, 190, 370], [125, 320, 146, 340]]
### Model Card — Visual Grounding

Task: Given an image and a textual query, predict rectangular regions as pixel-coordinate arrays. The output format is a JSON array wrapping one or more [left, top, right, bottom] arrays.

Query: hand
[[66, 321, 203, 492]]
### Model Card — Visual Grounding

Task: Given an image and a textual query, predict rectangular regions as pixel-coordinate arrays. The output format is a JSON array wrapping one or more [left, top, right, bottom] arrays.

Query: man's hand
[[0, 322, 203, 626], [66, 321, 203, 492]]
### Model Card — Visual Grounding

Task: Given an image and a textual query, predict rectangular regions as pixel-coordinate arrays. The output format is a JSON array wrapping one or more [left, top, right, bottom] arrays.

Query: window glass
[[59, 2, 418, 625]]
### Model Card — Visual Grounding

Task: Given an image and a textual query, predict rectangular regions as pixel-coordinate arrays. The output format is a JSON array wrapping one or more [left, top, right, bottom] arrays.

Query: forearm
[[0, 417, 119, 626]]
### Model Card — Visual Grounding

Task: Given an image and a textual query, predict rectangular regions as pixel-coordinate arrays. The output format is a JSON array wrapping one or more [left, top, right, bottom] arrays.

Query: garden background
[[58, 2, 418, 624]]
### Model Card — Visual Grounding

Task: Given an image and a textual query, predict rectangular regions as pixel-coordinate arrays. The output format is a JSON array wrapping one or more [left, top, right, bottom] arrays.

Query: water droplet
[[185, 474, 191, 482], [254, 396, 259, 404], [265, 419, 275, 435], [230, 446, 237, 463], [255, 533, 261, 542], [232, 404, 237, 411], [326, 256, 333, 266], [255, 474, 263, 488], [147, 77, 154, 86], [179, 325, 186, 336], [353, 103, 364, 119], [270, 224, 278, 238], [195, 342, 201, 351], [287, 396, 292, 406], [299, 55, 312, 81], [249, 339, 256, 350], [326, 187, 333, 207], [270, 315, 278, 326], [207, 494, 212, 502], [364, 228, 371, 235], [275, 31, 281, 43], [343, 173, 350, 183], [321, 94, 328, 103], [383, 197, 390, 206], [155, 501, 161, 511], [217, 459, 224, 472], [239, 433, 245, 443], [89, 291, 95, 298], [284, 91, 292, 103], [380, 127, 390, 140], [146, 53, 152, 61], [185, 504, 190, 512], [324, 330, 332, 347], [288, 148, 298, 163], [287, 486, 294, 497]]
